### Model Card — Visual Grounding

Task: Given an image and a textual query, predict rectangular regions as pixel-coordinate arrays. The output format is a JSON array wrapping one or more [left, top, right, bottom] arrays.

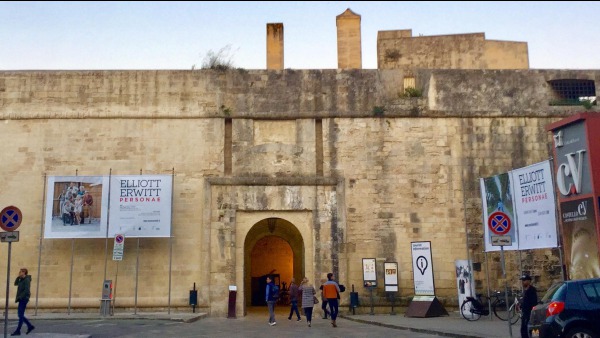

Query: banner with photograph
[[480, 173, 519, 252], [511, 160, 558, 250], [411, 241, 435, 296], [455, 260, 475, 317], [44, 176, 109, 239], [560, 198, 600, 279], [108, 175, 173, 238]]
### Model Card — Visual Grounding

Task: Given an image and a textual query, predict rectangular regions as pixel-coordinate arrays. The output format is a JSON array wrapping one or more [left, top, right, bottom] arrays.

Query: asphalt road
[[5, 312, 444, 338]]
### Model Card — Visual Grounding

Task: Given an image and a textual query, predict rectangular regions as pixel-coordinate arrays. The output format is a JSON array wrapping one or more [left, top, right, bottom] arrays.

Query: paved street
[[0, 305, 523, 338], [0, 308, 443, 338]]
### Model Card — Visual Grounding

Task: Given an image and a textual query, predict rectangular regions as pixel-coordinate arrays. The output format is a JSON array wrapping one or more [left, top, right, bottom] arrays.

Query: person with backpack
[[265, 275, 278, 326], [322, 272, 341, 327]]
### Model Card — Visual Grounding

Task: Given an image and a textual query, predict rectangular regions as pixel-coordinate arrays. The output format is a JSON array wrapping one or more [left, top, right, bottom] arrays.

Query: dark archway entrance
[[244, 217, 304, 307]]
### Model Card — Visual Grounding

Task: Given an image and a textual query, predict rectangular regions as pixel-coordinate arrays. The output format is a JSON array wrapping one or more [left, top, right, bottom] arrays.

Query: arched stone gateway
[[244, 218, 304, 307], [224, 210, 318, 317], [205, 178, 342, 317]]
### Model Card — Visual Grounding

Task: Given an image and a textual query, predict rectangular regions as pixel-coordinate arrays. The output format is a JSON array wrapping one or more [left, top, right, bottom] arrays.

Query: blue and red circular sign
[[0, 206, 23, 232], [488, 211, 511, 235], [115, 234, 124, 244]]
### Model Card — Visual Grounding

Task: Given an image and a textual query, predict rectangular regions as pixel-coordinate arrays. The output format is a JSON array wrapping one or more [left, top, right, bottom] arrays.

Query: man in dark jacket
[[287, 278, 301, 321], [265, 276, 277, 326], [12, 268, 35, 336], [519, 274, 537, 338]]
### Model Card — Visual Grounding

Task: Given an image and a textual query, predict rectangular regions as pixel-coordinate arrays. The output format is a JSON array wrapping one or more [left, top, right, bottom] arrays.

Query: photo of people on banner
[[45, 176, 109, 239], [480, 160, 558, 252], [44, 175, 173, 239]]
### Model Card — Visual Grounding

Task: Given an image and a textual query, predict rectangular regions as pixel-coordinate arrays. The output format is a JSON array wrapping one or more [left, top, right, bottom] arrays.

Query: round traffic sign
[[115, 234, 124, 244], [0, 206, 23, 231], [488, 211, 511, 235]]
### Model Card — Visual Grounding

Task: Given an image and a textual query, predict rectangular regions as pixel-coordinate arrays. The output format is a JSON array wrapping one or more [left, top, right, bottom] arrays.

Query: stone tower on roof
[[377, 30, 529, 70], [336, 8, 362, 69]]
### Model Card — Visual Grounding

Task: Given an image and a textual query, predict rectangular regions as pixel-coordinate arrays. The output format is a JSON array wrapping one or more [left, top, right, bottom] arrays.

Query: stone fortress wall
[[0, 8, 597, 315]]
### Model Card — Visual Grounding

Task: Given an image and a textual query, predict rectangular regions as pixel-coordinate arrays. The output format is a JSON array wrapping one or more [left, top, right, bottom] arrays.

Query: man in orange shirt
[[322, 272, 341, 327]]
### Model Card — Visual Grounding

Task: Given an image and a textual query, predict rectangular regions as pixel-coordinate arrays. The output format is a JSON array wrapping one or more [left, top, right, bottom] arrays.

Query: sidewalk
[[5, 309, 520, 337], [18, 311, 207, 323], [1, 311, 208, 337], [340, 310, 520, 338]]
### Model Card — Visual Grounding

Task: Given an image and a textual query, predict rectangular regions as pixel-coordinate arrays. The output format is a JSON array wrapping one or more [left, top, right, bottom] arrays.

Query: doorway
[[244, 217, 304, 307]]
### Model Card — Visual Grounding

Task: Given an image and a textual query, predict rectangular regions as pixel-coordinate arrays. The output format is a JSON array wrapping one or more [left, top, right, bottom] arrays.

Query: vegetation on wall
[[372, 106, 385, 116], [193, 45, 237, 71], [220, 105, 232, 117], [399, 87, 423, 98]]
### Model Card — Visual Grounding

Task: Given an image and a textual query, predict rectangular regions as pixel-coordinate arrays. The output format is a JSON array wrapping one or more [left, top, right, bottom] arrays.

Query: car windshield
[[540, 282, 566, 302]]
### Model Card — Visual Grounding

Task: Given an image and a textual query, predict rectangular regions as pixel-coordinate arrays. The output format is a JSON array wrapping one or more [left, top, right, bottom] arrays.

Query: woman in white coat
[[299, 277, 316, 327]]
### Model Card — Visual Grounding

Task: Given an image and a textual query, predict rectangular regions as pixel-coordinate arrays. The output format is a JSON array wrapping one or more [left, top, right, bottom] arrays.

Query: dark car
[[528, 278, 600, 338]]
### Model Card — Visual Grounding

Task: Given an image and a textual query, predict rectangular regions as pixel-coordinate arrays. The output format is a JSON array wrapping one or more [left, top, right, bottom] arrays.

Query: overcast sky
[[2, 1, 599, 70]]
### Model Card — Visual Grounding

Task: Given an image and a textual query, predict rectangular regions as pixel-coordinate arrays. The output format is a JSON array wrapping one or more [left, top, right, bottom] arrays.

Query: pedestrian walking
[[299, 277, 316, 327], [322, 272, 341, 327], [519, 274, 538, 338], [287, 278, 301, 321], [319, 278, 330, 319], [265, 276, 277, 326], [12, 268, 35, 336]]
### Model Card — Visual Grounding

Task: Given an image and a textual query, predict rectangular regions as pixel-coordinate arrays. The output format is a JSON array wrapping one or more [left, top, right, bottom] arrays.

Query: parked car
[[528, 278, 600, 338]]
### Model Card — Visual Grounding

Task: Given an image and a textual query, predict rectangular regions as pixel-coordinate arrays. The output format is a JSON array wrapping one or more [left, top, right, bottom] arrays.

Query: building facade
[[0, 9, 598, 316]]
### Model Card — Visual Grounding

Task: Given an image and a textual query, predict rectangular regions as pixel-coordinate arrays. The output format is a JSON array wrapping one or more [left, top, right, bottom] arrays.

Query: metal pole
[[461, 153, 472, 264], [480, 178, 493, 321], [112, 262, 118, 316], [501, 246, 513, 337], [518, 250, 523, 277], [68, 170, 78, 315], [484, 251, 493, 321], [5, 242, 12, 338], [134, 238, 140, 315], [35, 174, 47, 316], [168, 168, 174, 314], [369, 285, 374, 315], [68, 238, 74, 315], [104, 169, 113, 282]]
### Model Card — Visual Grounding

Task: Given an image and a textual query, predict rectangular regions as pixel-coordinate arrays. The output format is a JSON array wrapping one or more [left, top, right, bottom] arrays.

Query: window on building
[[548, 79, 597, 106], [403, 76, 416, 91]]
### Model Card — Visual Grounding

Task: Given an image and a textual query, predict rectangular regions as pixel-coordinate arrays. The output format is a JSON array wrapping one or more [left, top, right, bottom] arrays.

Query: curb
[[339, 315, 483, 338]]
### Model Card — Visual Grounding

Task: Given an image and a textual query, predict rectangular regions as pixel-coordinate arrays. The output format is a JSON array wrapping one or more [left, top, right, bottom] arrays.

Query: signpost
[[489, 217, 514, 338], [384, 262, 399, 315], [113, 234, 124, 261], [1, 205, 22, 338], [110, 234, 125, 315]]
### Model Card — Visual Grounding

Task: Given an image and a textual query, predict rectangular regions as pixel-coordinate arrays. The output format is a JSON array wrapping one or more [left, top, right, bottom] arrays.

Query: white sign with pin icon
[[411, 241, 435, 296]]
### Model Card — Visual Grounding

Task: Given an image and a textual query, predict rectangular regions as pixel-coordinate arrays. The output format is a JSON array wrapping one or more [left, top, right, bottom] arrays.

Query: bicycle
[[505, 291, 521, 324], [277, 282, 290, 306], [460, 290, 518, 322]]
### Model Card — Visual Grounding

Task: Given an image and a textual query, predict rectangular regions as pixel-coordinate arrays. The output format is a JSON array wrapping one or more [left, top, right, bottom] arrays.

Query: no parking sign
[[488, 211, 511, 235], [113, 234, 125, 261], [0, 206, 22, 232]]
